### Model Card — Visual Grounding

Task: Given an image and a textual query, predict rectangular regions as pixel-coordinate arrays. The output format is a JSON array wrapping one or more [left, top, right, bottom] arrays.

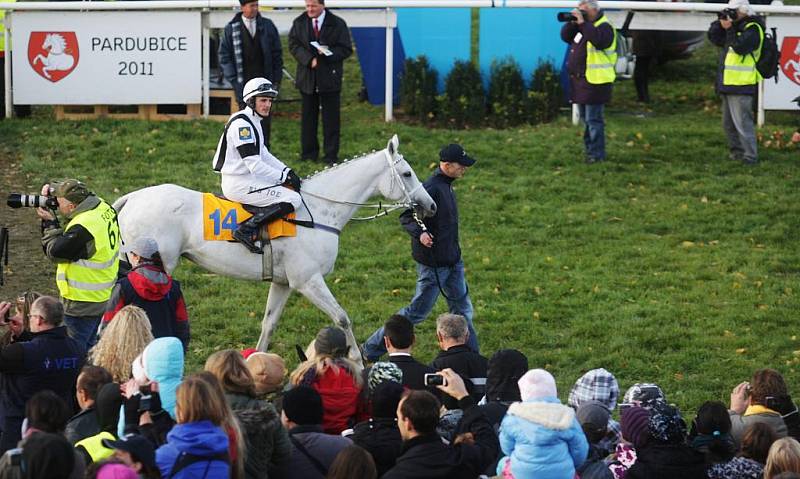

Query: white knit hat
[[727, 0, 755, 15], [518, 369, 557, 401]]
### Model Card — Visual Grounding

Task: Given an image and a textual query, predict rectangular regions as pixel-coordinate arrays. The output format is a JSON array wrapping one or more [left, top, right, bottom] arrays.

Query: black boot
[[233, 202, 294, 254]]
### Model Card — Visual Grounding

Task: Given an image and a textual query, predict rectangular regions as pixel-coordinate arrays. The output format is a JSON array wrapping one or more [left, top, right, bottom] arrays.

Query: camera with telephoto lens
[[717, 8, 738, 20], [557, 10, 587, 22], [6, 193, 58, 209]]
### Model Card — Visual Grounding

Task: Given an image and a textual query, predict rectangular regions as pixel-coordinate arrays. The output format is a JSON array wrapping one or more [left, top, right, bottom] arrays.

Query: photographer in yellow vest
[[35, 179, 120, 349], [708, 0, 764, 165], [561, 0, 617, 164]]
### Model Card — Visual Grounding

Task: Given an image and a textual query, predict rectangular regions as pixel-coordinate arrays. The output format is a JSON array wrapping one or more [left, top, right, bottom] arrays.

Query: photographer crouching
[[708, 0, 765, 165], [560, 0, 617, 164], [16, 180, 120, 349]]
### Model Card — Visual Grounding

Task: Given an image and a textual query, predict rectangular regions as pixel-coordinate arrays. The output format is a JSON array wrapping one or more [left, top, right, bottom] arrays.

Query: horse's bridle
[[298, 149, 424, 222]]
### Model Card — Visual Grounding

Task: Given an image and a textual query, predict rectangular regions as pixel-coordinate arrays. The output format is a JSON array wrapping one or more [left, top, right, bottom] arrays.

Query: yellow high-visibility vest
[[75, 431, 115, 463], [0, 0, 16, 55], [55, 200, 120, 303], [586, 15, 617, 85], [723, 22, 764, 86]]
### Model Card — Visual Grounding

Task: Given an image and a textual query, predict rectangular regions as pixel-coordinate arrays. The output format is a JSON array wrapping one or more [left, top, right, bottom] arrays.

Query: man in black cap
[[218, 0, 283, 148], [103, 433, 158, 477], [363, 144, 479, 361], [35, 179, 120, 349]]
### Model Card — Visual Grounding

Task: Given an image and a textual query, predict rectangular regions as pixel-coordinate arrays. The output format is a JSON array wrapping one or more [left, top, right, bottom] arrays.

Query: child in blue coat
[[497, 369, 589, 479]]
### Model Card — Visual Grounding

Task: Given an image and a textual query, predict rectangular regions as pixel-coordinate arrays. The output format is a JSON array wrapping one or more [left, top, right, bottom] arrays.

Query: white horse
[[113, 136, 436, 359], [32, 34, 75, 79]]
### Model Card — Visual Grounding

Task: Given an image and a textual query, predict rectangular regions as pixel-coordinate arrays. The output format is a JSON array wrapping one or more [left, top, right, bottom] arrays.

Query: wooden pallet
[[52, 89, 239, 121]]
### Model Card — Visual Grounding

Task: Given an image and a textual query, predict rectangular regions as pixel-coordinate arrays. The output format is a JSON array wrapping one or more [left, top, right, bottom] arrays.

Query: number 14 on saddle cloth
[[202, 193, 296, 242]]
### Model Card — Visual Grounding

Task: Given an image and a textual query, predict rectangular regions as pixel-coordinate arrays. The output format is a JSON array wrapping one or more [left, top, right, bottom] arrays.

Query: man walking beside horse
[[363, 144, 480, 361], [212, 77, 303, 254]]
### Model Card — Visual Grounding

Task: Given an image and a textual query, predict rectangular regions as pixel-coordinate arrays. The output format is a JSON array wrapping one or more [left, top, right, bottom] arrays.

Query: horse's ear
[[388, 135, 399, 156]]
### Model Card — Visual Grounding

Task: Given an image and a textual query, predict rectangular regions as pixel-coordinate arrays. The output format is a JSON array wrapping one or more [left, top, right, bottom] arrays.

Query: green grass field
[[0, 33, 798, 418]]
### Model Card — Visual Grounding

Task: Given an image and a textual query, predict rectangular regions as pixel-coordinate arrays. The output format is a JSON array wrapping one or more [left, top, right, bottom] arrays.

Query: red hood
[[128, 265, 173, 300]]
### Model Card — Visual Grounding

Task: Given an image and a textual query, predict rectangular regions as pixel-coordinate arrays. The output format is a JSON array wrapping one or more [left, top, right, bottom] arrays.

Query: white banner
[[764, 16, 800, 111], [11, 11, 201, 105]]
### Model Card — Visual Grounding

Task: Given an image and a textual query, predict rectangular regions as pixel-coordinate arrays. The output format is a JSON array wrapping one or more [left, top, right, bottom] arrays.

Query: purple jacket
[[561, 15, 615, 105]]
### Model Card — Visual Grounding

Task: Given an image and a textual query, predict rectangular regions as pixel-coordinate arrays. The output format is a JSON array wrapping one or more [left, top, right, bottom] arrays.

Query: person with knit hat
[[281, 386, 352, 479], [496, 369, 589, 479], [367, 362, 403, 394], [35, 179, 120, 349], [289, 327, 364, 434], [568, 368, 621, 455], [625, 403, 706, 479], [608, 406, 649, 478], [575, 402, 613, 479]]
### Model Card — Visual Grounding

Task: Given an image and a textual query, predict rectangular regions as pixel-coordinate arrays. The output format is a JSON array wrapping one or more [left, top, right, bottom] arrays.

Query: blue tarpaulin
[[351, 27, 405, 105]]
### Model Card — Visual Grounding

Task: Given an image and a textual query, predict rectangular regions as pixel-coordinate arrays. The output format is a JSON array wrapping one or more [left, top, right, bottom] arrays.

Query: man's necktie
[[313, 18, 320, 39]]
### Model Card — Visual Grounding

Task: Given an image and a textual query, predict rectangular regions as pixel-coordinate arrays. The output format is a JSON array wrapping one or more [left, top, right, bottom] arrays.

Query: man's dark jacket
[[561, 14, 615, 105], [625, 443, 707, 479], [350, 417, 402, 477], [288, 9, 352, 95], [382, 396, 499, 479], [431, 345, 488, 410], [0, 326, 85, 418], [65, 407, 100, 444], [707, 15, 764, 95], [400, 169, 462, 268], [219, 12, 283, 102], [389, 354, 437, 392]]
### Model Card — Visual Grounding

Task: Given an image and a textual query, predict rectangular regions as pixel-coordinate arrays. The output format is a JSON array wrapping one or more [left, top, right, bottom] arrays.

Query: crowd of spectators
[[2, 290, 800, 479]]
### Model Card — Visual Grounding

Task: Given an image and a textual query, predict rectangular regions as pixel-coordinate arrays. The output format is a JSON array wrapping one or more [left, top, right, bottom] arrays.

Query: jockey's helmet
[[243, 77, 278, 103]]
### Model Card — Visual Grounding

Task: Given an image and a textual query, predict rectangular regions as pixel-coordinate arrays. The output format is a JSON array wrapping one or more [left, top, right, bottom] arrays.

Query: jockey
[[212, 77, 302, 253]]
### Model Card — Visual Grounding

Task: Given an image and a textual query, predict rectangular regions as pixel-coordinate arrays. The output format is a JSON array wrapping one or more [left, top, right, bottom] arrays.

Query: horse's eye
[[403, 172, 412, 178]]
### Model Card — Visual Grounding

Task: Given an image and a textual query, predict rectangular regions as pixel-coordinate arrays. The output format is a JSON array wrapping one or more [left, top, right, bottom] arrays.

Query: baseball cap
[[102, 434, 156, 470], [439, 144, 476, 166], [50, 179, 92, 204], [120, 237, 159, 260]]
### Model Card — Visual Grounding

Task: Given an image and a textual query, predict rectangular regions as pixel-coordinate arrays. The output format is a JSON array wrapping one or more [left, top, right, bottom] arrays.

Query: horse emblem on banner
[[780, 36, 800, 86], [28, 32, 79, 82]]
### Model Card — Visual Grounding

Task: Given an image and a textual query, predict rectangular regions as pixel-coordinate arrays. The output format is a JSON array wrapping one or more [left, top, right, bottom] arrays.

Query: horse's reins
[[296, 149, 423, 222]]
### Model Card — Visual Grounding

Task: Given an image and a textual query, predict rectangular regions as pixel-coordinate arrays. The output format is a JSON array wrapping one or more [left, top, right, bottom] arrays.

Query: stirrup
[[233, 228, 263, 254]]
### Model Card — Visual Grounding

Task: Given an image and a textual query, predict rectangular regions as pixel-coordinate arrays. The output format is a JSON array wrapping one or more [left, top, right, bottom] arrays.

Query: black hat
[[283, 386, 324, 425], [314, 326, 349, 358], [239, 0, 257, 5], [439, 144, 475, 166], [102, 434, 156, 470]]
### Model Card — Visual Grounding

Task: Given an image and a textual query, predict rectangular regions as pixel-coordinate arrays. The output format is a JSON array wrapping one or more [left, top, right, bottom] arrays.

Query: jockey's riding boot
[[233, 202, 294, 254]]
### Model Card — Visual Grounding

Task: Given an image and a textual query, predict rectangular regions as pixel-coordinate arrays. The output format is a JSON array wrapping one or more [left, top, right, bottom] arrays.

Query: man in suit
[[383, 315, 436, 392], [288, 0, 352, 164]]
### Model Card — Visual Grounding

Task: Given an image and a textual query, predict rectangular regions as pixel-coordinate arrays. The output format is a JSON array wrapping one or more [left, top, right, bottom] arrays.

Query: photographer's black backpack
[[753, 25, 780, 82]]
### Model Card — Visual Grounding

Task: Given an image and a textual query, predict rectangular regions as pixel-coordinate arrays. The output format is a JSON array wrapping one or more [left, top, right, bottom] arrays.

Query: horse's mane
[[47, 34, 66, 50], [304, 149, 383, 180]]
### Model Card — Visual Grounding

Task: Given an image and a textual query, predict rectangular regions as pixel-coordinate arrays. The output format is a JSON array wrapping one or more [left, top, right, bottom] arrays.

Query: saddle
[[202, 193, 296, 242]]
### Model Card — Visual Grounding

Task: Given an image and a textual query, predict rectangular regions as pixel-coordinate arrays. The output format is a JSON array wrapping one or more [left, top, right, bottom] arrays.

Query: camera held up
[[6, 194, 58, 210], [557, 10, 587, 22]]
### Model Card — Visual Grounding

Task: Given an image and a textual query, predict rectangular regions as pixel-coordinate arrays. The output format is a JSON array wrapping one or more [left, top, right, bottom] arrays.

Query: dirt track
[[0, 149, 57, 297]]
